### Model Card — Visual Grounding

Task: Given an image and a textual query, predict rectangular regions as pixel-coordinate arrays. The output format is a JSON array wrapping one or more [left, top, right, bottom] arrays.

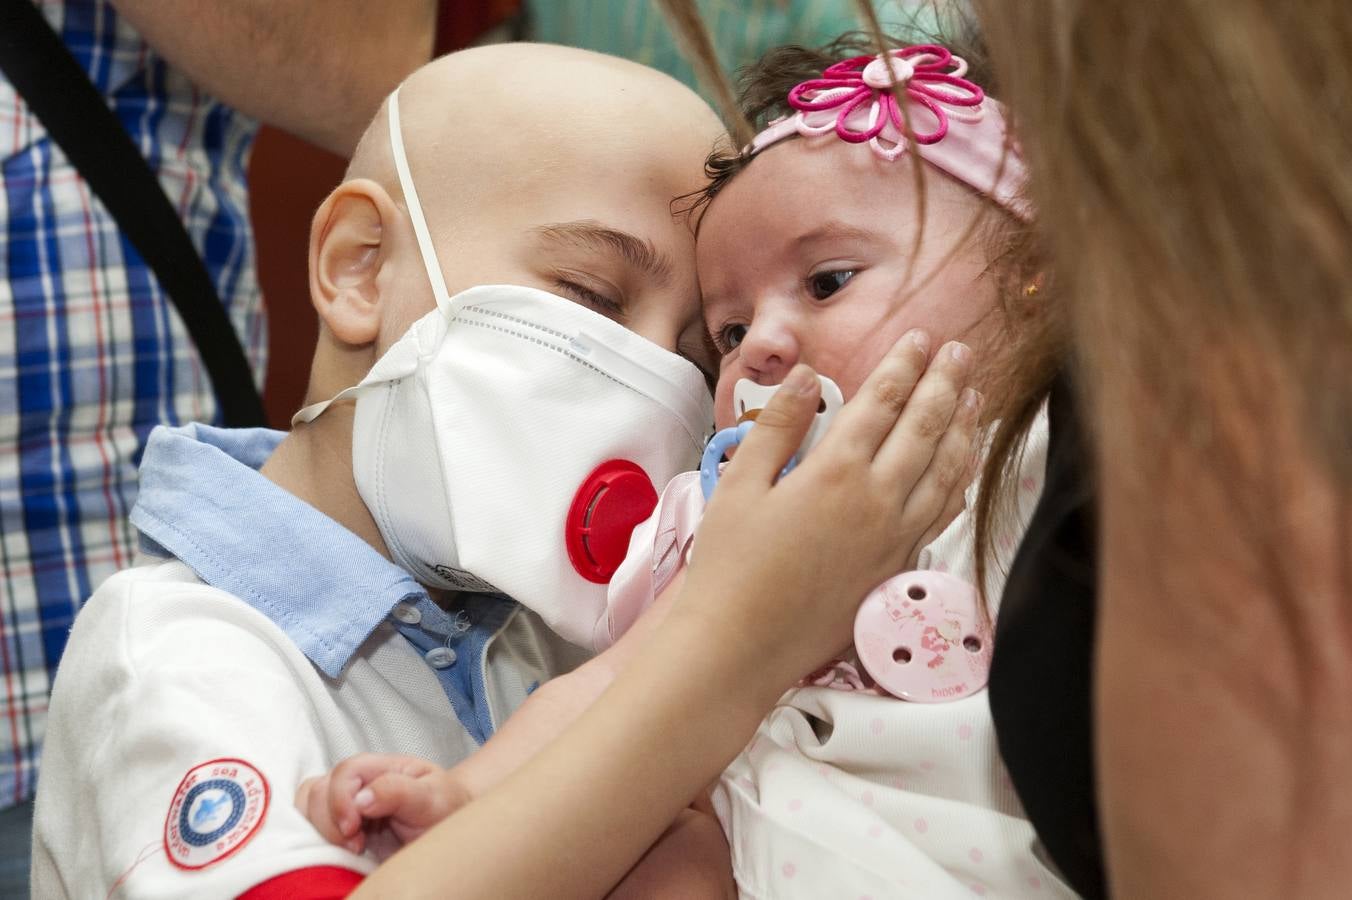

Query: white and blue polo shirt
[[32, 423, 587, 898]]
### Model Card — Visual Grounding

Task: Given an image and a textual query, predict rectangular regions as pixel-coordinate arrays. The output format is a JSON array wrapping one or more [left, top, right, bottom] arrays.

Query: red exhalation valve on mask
[[565, 460, 659, 583]]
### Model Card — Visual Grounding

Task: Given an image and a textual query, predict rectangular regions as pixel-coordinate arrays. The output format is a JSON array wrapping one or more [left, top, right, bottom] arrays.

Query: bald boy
[[32, 45, 723, 898]]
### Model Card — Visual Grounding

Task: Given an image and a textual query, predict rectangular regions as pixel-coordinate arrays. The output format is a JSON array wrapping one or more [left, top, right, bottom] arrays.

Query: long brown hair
[[969, 5, 1352, 890], [857, 0, 1351, 597], [971, 1, 1352, 521]]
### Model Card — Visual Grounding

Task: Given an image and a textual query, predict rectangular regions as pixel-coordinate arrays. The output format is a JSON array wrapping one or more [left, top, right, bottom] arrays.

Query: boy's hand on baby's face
[[296, 753, 471, 858], [677, 330, 980, 690]]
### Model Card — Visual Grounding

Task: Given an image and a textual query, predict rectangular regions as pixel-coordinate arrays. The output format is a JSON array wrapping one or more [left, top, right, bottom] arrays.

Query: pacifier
[[700, 376, 845, 500], [853, 569, 992, 702]]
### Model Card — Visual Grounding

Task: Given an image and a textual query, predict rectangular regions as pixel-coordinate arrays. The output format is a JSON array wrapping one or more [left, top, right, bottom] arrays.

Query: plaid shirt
[[0, 0, 265, 808]]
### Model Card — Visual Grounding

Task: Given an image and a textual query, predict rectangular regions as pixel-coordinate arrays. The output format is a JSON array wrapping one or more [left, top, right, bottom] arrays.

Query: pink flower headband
[[747, 45, 1030, 219]]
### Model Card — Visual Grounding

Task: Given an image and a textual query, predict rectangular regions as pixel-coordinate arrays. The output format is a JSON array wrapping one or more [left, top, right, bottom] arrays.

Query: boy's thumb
[[726, 365, 820, 485]]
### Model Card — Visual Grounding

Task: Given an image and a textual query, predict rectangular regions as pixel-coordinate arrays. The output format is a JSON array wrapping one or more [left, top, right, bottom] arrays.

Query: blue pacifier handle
[[700, 420, 799, 501]]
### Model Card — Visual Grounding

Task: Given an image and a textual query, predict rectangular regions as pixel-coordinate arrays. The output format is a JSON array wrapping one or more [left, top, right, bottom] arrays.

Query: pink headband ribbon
[[748, 45, 1029, 219]]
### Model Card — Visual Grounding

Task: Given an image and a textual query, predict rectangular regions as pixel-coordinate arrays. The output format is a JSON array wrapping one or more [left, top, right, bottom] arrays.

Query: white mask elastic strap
[[388, 86, 453, 314], [290, 89, 440, 428], [291, 383, 364, 426]]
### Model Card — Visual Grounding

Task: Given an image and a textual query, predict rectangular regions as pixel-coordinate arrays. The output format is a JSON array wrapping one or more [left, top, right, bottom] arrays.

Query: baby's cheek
[[828, 336, 901, 403]]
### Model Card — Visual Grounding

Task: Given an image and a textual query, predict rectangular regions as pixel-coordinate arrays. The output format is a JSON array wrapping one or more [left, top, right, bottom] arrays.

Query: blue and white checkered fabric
[[0, 0, 265, 808]]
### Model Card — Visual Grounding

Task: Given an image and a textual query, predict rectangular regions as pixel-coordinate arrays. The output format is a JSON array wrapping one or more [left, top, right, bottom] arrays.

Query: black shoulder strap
[[0, 0, 266, 426]]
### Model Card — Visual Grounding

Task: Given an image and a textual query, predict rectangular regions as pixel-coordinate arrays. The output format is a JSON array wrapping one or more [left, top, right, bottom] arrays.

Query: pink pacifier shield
[[854, 570, 991, 702]]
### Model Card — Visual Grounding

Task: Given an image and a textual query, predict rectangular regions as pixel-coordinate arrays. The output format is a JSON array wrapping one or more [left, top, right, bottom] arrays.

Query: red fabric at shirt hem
[[237, 866, 365, 900]]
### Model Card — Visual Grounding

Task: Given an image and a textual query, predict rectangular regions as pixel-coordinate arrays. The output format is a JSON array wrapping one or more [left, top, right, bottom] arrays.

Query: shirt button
[[392, 602, 422, 625], [425, 647, 457, 669]]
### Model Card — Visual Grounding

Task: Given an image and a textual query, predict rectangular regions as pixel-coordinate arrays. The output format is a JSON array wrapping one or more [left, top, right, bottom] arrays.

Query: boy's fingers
[[816, 330, 930, 461], [392, 757, 443, 778], [873, 341, 972, 486], [330, 752, 425, 784], [719, 364, 821, 488], [357, 773, 453, 827], [899, 387, 982, 561], [294, 777, 314, 814], [324, 753, 435, 834], [298, 775, 344, 846], [325, 769, 371, 839]]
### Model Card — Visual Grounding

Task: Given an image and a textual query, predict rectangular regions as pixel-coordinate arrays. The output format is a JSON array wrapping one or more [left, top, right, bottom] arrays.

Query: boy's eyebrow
[[534, 221, 673, 286]]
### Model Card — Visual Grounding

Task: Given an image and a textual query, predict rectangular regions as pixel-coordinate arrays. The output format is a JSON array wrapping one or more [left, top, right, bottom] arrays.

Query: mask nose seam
[[456, 317, 708, 450], [458, 304, 573, 343]]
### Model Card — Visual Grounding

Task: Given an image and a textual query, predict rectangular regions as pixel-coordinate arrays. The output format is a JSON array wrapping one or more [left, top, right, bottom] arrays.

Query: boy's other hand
[[296, 753, 471, 857]]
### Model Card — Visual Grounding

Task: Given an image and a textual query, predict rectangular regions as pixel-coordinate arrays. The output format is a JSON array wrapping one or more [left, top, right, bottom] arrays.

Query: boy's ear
[[309, 179, 399, 347]]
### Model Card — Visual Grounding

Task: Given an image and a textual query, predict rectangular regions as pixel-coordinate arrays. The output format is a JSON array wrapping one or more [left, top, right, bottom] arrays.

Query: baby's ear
[[309, 178, 397, 347]]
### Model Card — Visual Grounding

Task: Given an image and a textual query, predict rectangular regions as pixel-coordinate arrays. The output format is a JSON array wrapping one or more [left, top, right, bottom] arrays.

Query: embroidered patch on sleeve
[[164, 758, 270, 870]]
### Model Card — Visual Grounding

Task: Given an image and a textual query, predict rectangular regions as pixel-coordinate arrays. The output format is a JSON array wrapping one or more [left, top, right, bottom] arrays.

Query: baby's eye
[[807, 269, 856, 301], [718, 323, 748, 351]]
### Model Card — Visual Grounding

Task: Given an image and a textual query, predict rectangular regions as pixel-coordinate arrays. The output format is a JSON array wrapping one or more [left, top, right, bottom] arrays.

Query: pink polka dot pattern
[[969, 848, 984, 863], [958, 723, 974, 741], [782, 862, 797, 879], [935, 561, 950, 573], [860, 790, 874, 806], [920, 760, 936, 771], [1021, 476, 1038, 492], [870, 717, 885, 735], [914, 818, 929, 834], [788, 798, 803, 812], [970, 884, 987, 895], [868, 824, 883, 839], [1027, 876, 1044, 890]]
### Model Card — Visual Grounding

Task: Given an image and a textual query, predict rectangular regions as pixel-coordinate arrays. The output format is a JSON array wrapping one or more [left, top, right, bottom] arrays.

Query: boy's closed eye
[[529, 219, 716, 390], [553, 271, 626, 320]]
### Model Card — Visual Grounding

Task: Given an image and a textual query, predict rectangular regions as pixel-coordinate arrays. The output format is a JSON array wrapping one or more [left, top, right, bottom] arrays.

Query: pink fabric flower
[[786, 45, 985, 149]]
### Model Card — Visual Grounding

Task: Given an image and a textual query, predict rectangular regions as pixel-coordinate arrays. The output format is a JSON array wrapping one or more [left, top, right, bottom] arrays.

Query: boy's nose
[[738, 316, 799, 385]]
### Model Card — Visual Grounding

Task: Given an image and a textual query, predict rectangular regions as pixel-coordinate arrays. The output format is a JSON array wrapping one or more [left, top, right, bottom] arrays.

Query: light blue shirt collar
[[130, 423, 425, 678]]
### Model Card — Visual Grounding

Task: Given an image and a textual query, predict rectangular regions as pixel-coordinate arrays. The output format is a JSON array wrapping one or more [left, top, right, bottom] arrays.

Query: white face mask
[[295, 88, 713, 648]]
